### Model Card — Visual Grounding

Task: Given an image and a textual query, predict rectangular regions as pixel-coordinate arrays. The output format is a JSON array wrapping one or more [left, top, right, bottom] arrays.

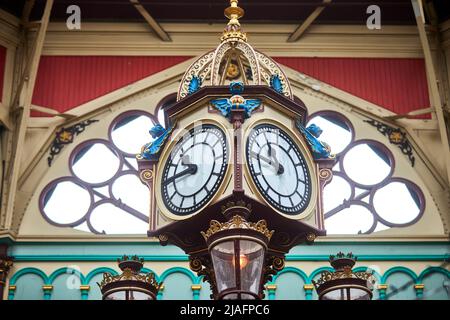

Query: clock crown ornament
[[221, 0, 247, 42], [177, 0, 293, 100]]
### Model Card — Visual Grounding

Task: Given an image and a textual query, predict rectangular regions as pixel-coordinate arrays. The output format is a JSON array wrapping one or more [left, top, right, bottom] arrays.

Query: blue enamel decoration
[[138, 124, 175, 160], [210, 81, 261, 119], [295, 120, 335, 160], [270, 74, 284, 94], [187, 76, 202, 95], [229, 81, 244, 95]]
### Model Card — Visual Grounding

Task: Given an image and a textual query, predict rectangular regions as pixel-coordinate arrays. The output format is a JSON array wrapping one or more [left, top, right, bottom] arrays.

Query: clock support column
[[138, 159, 158, 231], [315, 159, 337, 230], [230, 109, 246, 197]]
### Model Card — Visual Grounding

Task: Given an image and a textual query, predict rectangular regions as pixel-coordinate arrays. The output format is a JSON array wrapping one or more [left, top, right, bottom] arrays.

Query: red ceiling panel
[[31, 55, 191, 116], [274, 57, 431, 119], [31, 55, 431, 119]]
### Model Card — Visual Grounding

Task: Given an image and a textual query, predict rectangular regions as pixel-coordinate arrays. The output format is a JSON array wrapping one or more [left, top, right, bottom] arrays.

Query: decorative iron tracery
[[40, 107, 426, 235], [40, 110, 160, 234], [308, 111, 425, 234]]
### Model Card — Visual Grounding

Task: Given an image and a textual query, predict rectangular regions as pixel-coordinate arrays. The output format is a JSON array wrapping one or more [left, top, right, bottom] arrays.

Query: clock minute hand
[[269, 147, 284, 175]]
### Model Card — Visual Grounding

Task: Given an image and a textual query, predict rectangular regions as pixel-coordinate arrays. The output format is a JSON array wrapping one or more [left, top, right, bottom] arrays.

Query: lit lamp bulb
[[232, 254, 249, 269]]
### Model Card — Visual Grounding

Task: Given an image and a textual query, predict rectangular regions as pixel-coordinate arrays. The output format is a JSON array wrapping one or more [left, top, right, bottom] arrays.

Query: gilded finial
[[221, 0, 247, 42]]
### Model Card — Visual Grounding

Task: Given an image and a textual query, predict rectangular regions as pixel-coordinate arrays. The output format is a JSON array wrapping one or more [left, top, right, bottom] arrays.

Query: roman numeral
[[289, 197, 294, 206]]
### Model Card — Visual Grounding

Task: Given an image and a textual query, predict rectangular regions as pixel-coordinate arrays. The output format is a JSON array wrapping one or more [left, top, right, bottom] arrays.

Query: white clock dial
[[246, 124, 312, 215], [161, 124, 228, 216]]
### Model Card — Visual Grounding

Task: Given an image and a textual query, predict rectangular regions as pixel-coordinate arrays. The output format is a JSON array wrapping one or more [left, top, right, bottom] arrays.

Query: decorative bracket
[[364, 119, 415, 166], [47, 119, 98, 166]]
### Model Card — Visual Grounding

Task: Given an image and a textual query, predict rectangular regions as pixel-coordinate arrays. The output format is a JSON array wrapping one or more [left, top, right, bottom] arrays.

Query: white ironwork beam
[[287, 0, 332, 42], [129, 0, 171, 42], [411, 0, 450, 184]]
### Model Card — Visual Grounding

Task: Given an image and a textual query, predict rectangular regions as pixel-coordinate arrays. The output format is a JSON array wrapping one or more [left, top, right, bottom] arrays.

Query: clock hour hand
[[251, 151, 284, 175]]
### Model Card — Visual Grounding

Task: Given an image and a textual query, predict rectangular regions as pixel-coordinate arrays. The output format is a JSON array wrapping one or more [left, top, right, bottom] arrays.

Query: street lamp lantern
[[313, 252, 376, 300], [97, 255, 162, 300], [200, 206, 274, 299]]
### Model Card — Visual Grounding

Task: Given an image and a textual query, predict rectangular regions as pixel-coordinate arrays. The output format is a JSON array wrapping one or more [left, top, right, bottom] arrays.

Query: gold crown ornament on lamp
[[97, 255, 162, 300]]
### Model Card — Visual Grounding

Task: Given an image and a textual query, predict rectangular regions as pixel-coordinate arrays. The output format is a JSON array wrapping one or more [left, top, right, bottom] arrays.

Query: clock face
[[161, 124, 228, 216], [246, 124, 312, 215]]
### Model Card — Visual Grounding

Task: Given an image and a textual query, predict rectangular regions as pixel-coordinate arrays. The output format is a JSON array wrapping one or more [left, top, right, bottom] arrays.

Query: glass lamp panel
[[129, 290, 154, 300], [104, 290, 126, 300], [211, 240, 237, 294], [322, 287, 371, 300], [239, 240, 265, 298], [322, 288, 348, 300], [350, 288, 371, 300]]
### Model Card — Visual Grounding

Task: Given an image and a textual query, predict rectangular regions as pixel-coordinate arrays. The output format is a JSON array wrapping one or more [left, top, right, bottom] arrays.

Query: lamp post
[[313, 252, 376, 300], [97, 255, 161, 300]]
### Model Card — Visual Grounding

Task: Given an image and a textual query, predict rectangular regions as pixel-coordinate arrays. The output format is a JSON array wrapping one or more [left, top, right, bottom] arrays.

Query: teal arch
[[272, 267, 308, 284], [159, 267, 197, 283], [196, 275, 206, 285], [382, 266, 418, 284], [418, 267, 450, 282], [48, 267, 85, 284], [9, 267, 49, 285], [84, 267, 119, 285], [309, 266, 334, 283]]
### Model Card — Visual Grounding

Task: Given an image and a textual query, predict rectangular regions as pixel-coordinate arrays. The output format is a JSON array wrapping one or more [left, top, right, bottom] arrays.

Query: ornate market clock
[[246, 123, 312, 216], [135, 0, 337, 301]]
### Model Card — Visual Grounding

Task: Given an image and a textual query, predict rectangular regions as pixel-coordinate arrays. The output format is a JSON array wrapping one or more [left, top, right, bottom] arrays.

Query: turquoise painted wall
[[6, 241, 450, 300]]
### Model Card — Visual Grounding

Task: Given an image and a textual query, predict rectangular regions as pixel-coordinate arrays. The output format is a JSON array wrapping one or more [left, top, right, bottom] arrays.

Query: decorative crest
[[201, 215, 274, 242], [210, 81, 261, 120]]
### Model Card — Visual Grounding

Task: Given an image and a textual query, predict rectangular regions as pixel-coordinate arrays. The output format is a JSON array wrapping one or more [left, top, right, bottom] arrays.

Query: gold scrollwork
[[201, 215, 274, 242], [319, 169, 332, 181], [140, 169, 153, 182]]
